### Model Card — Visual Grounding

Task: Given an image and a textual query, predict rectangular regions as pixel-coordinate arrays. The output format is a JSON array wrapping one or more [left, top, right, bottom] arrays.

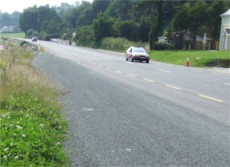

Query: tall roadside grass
[[100, 37, 148, 52], [0, 38, 70, 166]]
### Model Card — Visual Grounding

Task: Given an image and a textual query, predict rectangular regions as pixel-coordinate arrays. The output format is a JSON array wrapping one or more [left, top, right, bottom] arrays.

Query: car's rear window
[[133, 48, 146, 53]]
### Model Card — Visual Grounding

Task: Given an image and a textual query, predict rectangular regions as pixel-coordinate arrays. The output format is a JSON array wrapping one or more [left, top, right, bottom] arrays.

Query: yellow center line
[[198, 94, 224, 103]]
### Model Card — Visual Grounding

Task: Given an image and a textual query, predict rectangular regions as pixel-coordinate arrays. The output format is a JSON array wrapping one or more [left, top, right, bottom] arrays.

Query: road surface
[[33, 41, 230, 167]]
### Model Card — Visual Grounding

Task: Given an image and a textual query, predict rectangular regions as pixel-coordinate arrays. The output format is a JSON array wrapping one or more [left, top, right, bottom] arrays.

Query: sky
[[0, 0, 92, 13]]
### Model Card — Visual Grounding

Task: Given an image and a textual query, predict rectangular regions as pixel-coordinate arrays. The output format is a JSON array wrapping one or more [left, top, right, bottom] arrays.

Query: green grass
[[150, 50, 230, 67], [0, 38, 70, 166], [0, 32, 25, 38]]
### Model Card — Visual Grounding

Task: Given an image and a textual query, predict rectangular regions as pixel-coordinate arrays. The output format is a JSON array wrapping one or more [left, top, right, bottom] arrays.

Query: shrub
[[75, 25, 95, 47], [154, 41, 174, 50], [100, 37, 131, 52], [100, 37, 148, 52]]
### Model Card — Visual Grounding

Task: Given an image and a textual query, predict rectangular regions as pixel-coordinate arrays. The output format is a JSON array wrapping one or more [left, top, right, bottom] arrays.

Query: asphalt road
[[33, 41, 230, 167]]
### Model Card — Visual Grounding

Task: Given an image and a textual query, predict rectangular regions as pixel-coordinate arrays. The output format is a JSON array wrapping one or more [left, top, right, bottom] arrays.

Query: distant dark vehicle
[[32, 37, 37, 42], [125, 46, 150, 63]]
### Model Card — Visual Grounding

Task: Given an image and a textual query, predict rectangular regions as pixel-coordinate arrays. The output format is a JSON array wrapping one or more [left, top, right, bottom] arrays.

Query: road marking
[[211, 73, 222, 76], [166, 85, 182, 90], [198, 94, 224, 103], [126, 62, 134, 64], [159, 69, 171, 73], [225, 83, 230, 86], [115, 70, 122, 74], [127, 74, 136, 77], [144, 79, 155, 83]]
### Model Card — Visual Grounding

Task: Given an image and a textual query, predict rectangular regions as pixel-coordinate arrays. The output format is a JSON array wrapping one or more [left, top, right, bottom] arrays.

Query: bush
[[75, 26, 95, 47], [154, 41, 174, 50], [100, 37, 131, 52], [100, 37, 148, 52], [114, 20, 139, 41]]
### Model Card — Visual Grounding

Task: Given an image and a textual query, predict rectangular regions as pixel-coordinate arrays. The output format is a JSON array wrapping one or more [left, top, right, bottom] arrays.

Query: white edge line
[[225, 83, 230, 86], [144, 79, 155, 83], [166, 85, 182, 90], [127, 74, 136, 77], [115, 71, 122, 73], [159, 69, 171, 73], [198, 94, 224, 103]]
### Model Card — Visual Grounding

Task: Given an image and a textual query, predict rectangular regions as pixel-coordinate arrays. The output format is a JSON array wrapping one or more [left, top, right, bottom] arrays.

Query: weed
[[0, 38, 70, 166]]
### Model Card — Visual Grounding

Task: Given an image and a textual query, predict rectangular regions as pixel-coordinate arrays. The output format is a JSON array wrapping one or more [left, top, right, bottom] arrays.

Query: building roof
[[221, 9, 230, 17]]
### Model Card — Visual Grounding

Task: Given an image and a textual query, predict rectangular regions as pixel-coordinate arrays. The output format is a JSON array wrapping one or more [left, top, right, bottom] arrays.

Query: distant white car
[[125, 46, 150, 63], [32, 37, 37, 42]]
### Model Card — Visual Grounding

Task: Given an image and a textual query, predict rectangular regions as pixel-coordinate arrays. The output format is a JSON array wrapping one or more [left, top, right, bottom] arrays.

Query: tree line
[[18, 0, 229, 50], [0, 11, 21, 32]]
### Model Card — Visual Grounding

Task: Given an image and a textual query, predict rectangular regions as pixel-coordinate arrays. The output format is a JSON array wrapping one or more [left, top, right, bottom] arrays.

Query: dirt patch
[[205, 59, 230, 68]]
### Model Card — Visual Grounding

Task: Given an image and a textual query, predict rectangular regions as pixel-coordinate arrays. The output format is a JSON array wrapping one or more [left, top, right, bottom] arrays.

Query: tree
[[75, 25, 94, 47], [132, 0, 164, 50], [169, 3, 190, 49], [170, 1, 208, 49], [19, 6, 39, 33], [206, 0, 228, 48], [107, 0, 134, 20], [115, 20, 138, 41], [19, 6, 64, 39], [92, 12, 115, 47], [188, 0, 208, 49]]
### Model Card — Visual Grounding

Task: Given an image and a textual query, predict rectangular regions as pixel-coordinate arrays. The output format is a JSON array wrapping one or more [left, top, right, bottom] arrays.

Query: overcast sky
[[0, 0, 92, 13]]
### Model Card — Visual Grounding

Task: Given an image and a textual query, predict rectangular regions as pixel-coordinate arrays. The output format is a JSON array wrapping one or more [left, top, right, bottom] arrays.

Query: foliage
[[114, 20, 139, 41], [75, 25, 95, 47], [64, 1, 93, 29], [100, 37, 130, 51], [19, 6, 65, 39], [0, 11, 21, 32], [100, 37, 147, 52], [206, 0, 228, 48], [15, 0, 230, 49], [169, 0, 228, 49], [154, 41, 174, 50], [26, 29, 39, 38], [0, 39, 69, 166], [92, 12, 115, 47]]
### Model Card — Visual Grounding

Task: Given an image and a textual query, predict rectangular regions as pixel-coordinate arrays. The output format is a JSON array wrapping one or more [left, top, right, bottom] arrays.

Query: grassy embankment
[[0, 32, 25, 39], [0, 38, 70, 166], [100, 37, 229, 67], [149, 50, 230, 67]]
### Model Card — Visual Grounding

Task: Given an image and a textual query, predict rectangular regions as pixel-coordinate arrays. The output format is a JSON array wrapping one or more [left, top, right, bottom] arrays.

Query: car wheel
[[126, 58, 128, 61], [130, 56, 134, 62], [146, 60, 149, 63]]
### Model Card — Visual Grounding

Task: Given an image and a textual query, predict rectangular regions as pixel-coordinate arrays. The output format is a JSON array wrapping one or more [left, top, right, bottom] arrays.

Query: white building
[[219, 9, 230, 50]]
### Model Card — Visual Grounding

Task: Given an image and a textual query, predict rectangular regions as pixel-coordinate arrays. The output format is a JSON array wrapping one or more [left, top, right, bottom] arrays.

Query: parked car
[[125, 46, 149, 63], [32, 37, 37, 42]]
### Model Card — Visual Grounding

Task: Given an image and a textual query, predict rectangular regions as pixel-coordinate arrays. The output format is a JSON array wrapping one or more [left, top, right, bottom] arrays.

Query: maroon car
[[125, 46, 150, 63]]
